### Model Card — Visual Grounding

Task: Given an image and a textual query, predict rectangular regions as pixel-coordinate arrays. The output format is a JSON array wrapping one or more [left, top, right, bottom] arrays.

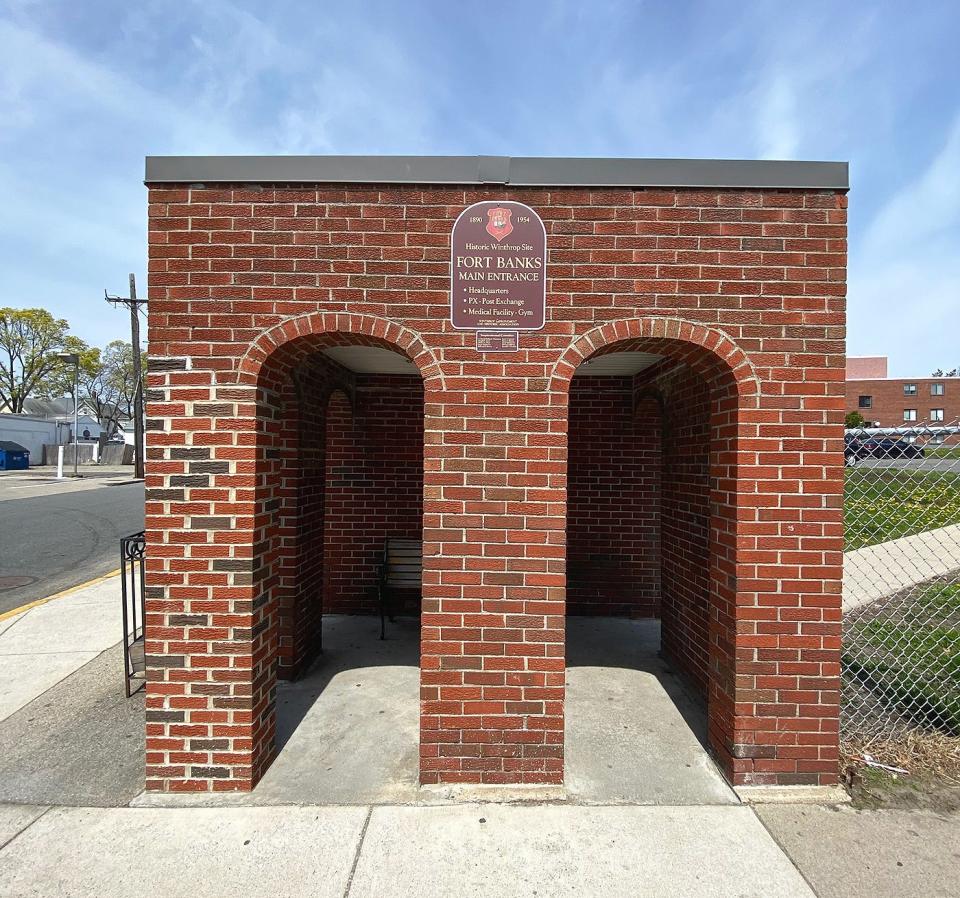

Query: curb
[[734, 785, 851, 805], [0, 569, 122, 623]]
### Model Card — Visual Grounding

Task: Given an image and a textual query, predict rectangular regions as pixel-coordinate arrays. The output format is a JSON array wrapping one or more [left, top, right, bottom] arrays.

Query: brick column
[[419, 368, 566, 786], [145, 366, 266, 792]]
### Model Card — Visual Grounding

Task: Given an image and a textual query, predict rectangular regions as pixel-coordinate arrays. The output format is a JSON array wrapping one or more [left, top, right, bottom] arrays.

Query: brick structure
[[846, 357, 960, 427], [144, 155, 848, 793]]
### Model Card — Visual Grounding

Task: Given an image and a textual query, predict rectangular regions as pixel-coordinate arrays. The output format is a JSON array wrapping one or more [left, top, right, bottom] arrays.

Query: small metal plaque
[[475, 331, 519, 352]]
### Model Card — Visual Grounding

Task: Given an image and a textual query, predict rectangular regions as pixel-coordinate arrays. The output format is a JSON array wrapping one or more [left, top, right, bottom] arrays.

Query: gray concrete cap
[[145, 155, 848, 190]]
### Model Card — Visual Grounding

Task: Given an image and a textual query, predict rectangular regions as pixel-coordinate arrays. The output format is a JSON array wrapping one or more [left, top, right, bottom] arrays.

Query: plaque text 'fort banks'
[[450, 201, 546, 331]]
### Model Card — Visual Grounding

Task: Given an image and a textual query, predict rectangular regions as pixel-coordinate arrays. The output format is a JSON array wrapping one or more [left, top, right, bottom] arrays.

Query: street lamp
[[55, 352, 80, 478]]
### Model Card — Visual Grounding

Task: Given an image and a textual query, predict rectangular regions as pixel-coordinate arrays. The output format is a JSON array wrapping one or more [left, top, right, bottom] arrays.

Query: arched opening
[[249, 331, 425, 800], [562, 332, 748, 803]]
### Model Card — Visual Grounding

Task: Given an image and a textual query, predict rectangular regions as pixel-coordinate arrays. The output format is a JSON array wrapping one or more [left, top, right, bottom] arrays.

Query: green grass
[[926, 446, 960, 460], [844, 469, 960, 550], [842, 582, 960, 734]]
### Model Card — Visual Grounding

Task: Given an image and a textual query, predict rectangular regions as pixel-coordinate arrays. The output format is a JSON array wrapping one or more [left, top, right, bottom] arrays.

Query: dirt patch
[[846, 766, 960, 813]]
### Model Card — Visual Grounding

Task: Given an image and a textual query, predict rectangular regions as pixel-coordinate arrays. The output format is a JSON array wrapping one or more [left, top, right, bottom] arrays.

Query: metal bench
[[378, 537, 422, 639]]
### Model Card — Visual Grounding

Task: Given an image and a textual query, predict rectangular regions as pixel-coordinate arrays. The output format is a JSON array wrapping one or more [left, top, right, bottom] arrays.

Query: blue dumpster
[[0, 441, 30, 470]]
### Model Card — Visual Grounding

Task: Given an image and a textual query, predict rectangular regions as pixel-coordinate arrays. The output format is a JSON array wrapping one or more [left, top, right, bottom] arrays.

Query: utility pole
[[106, 274, 146, 480]]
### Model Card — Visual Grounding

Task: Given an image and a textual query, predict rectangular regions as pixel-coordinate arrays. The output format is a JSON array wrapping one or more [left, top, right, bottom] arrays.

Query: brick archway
[[555, 316, 770, 786], [246, 316, 431, 787], [550, 316, 760, 398], [236, 311, 445, 389], [145, 166, 845, 795]]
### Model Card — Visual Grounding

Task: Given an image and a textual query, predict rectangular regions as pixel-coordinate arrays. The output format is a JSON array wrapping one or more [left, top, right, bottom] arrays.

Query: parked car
[[844, 433, 866, 466], [861, 437, 925, 460]]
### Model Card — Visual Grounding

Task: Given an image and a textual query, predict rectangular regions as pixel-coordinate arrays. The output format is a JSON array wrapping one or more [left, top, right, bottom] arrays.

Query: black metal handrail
[[121, 530, 146, 697]]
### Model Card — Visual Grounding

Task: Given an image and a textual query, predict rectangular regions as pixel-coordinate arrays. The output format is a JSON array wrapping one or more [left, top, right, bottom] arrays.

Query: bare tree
[[97, 341, 141, 436], [58, 340, 141, 438]]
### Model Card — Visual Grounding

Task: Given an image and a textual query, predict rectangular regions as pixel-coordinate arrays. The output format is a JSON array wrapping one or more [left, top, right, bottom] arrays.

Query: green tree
[[0, 308, 71, 413], [845, 410, 866, 428], [35, 335, 100, 405], [37, 338, 143, 438]]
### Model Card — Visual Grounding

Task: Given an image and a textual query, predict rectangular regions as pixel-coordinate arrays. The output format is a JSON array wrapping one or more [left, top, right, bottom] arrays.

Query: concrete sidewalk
[[0, 803, 816, 898], [758, 804, 960, 898], [843, 522, 960, 611], [0, 573, 125, 722], [2, 800, 958, 898], [1, 576, 958, 897]]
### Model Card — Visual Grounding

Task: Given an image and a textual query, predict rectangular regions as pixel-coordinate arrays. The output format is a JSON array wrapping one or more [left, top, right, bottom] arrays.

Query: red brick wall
[[652, 363, 712, 698], [321, 389, 358, 611], [845, 377, 960, 427], [323, 376, 424, 614], [261, 352, 355, 680], [566, 375, 660, 617], [144, 182, 847, 792]]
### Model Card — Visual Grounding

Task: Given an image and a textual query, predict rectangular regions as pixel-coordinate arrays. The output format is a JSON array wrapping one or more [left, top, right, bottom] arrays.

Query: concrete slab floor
[[252, 614, 421, 805], [137, 614, 733, 807], [0, 805, 46, 848], [0, 596, 120, 654], [757, 803, 960, 898], [133, 614, 421, 808], [565, 616, 735, 805], [0, 651, 99, 723], [0, 613, 26, 637], [0, 573, 129, 722]]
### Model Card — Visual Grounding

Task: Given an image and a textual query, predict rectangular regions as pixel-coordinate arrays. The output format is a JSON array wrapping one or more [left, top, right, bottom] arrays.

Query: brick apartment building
[[846, 356, 960, 426], [144, 155, 848, 796]]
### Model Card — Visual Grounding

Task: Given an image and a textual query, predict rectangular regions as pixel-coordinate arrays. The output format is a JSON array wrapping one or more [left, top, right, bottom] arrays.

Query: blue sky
[[1, 0, 957, 376]]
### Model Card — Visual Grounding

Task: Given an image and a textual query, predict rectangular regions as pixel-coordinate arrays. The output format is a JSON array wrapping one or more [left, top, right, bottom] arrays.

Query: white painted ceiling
[[322, 345, 418, 374], [574, 351, 663, 376], [320, 345, 660, 377]]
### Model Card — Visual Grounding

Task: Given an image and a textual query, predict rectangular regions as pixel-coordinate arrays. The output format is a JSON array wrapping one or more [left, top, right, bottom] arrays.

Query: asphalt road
[[0, 481, 144, 615]]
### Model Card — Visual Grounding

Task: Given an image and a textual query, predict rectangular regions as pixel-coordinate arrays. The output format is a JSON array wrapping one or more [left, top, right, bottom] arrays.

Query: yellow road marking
[[0, 568, 122, 623]]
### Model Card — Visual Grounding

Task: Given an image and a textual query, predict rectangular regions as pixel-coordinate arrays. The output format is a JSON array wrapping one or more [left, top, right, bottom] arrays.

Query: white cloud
[[753, 74, 799, 160], [0, 18, 258, 155], [0, 4, 438, 348], [850, 112, 960, 373], [862, 115, 960, 256]]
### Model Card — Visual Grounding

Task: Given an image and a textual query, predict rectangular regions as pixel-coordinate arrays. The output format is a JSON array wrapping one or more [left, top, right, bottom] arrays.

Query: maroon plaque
[[450, 201, 546, 331], [476, 330, 519, 352]]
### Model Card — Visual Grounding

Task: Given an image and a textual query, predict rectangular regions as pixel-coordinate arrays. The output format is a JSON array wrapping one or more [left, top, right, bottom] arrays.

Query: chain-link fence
[[842, 421, 960, 776]]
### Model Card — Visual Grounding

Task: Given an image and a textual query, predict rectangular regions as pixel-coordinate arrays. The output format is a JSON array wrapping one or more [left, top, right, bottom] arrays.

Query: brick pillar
[[145, 372, 267, 792], [419, 373, 565, 786], [726, 383, 845, 787]]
